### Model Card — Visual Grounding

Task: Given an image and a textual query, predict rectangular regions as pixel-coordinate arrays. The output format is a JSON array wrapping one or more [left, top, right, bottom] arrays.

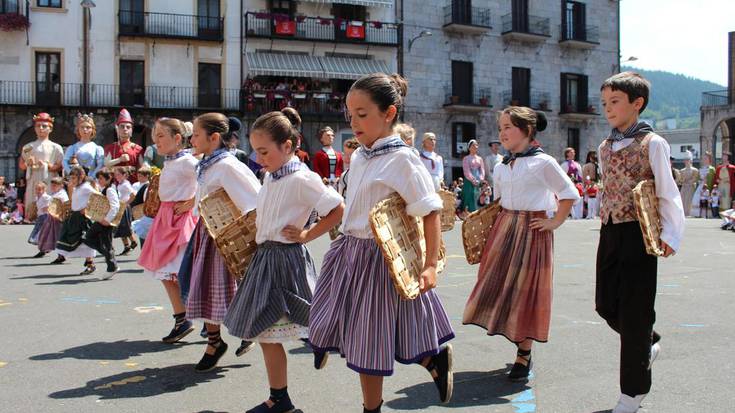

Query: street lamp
[[613, 56, 639, 74], [408, 30, 432, 52], [81, 0, 96, 107]]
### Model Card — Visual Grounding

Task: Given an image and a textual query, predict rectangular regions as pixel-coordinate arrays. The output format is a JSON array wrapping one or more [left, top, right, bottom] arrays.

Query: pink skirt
[[137, 202, 198, 273], [37, 217, 63, 253]]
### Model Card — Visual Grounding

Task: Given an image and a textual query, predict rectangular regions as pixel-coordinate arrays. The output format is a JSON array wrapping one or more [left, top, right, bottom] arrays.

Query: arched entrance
[[711, 117, 735, 160]]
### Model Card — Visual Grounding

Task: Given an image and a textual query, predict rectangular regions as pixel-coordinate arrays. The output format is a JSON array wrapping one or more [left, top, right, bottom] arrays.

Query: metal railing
[[560, 24, 599, 43], [561, 95, 599, 115], [702, 90, 733, 107], [119, 10, 224, 41], [0, 80, 240, 110], [444, 87, 492, 107], [501, 13, 550, 37], [500, 90, 551, 111], [243, 89, 345, 117], [443, 3, 491, 28], [245, 12, 398, 46]]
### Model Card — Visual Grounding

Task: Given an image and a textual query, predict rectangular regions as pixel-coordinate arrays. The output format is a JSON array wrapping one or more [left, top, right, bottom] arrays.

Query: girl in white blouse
[[463, 107, 579, 382], [308, 73, 454, 413], [55, 166, 98, 274], [186, 113, 262, 372], [83, 168, 120, 280], [113, 168, 138, 255], [223, 108, 344, 413]]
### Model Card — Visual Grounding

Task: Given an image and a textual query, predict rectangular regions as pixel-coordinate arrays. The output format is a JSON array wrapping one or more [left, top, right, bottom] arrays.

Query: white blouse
[[71, 182, 95, 211], [256, 167, 343, 244], [159, 154, 198, 202], [116, 180, 135, 204], [51, 189, 69, 203], [36, 193, 52, 213], [196, 155, 261, 214], [342, 135, 443, 239], [103, 186, 120, 223], [493, 153, 580, 212]]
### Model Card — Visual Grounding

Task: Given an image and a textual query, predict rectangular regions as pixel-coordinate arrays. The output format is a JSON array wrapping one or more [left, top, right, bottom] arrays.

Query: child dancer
[[224, 108, 344, 412], [38, 177, 69, 263], [55, 166, 97, 274], [463, 107, 579, 381], [130, 167, 153, 248], [83, 169, 120, 280], [113, 167, 138, 255], [187, 113, 261, 372], [309, 73, 454, 412], [595, 72, 685, 413], [138, 118, 198, 343], [28, 182, 51, 251]]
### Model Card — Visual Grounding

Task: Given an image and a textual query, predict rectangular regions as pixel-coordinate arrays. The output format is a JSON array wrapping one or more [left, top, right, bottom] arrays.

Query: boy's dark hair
[[96, 168, 113, 182], [600, 71, 650, 114]]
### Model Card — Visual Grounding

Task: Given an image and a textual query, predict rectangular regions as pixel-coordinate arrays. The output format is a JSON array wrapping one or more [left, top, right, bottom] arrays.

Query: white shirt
[[256, 167, 343, 244], [51, 189, 69, 203], [116, 180, 135, 204], [71, 182, 95, 211], [36, 193, 52, 214], [132, 181, 142, 193], [342, 135, 443, 239], [484, 152, 503, 183], [103, 186, 120, 223], [420, 151, 444, 177], [598, 134, 685, 251], [196, 155, 261, 214], [159, 154, 198, 202], [493, 153, 581, 212]]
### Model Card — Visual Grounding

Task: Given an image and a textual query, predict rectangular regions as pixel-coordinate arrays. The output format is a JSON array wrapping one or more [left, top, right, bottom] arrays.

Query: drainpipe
[[397, 0, 404, 77], [82, 7, 89, 107]]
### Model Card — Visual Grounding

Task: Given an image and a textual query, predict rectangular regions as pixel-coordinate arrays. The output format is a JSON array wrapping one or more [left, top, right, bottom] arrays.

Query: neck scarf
[[165, 150, 189, 162], [271, 159, 306, 181], [359, 136, 408, 160], [502, 146, 545, 165], [608, 121, 654, 142], [196, 148, 231, 183], [420, 151, 436, 169]]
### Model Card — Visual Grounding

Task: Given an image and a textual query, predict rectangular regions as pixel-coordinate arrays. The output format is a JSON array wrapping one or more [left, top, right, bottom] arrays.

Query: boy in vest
[[596, 72, 685, 413]]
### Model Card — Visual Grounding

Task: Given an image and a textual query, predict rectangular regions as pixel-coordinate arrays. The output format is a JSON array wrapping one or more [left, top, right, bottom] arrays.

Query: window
[[35, 52, 60, 106], [511, 67, 531, 107], [560, 73, 588, 113], [269, 0, 295, 16], [198, 0, 221, 38], [332, 4, 366, 21], [451, 122, 475, 158], [449, 0, 472, 25], [562, 1, 587, 41], [120, 60, 145, 107], [1, 0, 19, 13], [511, 0, 529, 32], [567, 128, 580, 161], [198, 63, 222, 108], [37, 0, 61, 7], [451, 60, 473, 105], [119, 0, 144, 34]]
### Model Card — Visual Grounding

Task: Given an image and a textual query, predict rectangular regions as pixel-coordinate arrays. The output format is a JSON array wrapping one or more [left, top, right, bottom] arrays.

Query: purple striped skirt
[[185, 221, 237, 324], [37, 216, 63, 252], [309, 235, 454, 376]]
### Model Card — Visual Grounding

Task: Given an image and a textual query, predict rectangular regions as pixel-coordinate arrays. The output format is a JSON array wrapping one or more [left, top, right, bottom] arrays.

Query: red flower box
[[275, 20, 296, 35], [346, 23, 365, 39], [0, 13, 30, 32]]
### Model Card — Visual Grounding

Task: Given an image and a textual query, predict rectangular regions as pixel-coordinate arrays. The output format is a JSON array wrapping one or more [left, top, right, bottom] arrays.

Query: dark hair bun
[[535, 111, 547, 132], [281, 107, 302, 129], [389, 74, 409, 98], [227, 116, 242, 133]]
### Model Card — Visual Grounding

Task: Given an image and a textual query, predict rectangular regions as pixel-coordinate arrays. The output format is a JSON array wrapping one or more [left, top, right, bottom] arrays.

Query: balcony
[[500, 90, 551, 111], [245, 12, 398, 46], [702, 90, 734, 108], [442, 2, 491, 34], [560, 96, 600, 121], [118, 10, 224, 41], [559, 24, 599, 49], [501, 13, 550, 43], [0, 80, 241, 111], [443, 88, 492, 113], [243, 89, 344, 119]]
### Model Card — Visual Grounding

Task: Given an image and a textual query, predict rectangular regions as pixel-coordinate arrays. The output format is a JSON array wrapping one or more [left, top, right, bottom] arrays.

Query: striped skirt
[[185, 221, 237, 324], [309, 236, 455, 376], [224, 241, 316, 342], [28, 214, 48, 245], [37, 216, 63, 252], [463, 209, 554, 343], [114, 205, 133, 238]]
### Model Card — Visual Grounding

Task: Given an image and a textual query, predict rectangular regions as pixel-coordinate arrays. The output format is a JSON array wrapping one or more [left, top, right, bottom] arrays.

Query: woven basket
[[131, 204, 145, 221], [48, 199, 71, 221], [111, 202, 127, 227], [461, 199, 502, 265], [438, 190, 456, 232], [85, 192, 110, 223], [143, 174, 161, 218], [633, 180, 665, 256], [369, 193, 447, 300], [199, 188, 258, 281]]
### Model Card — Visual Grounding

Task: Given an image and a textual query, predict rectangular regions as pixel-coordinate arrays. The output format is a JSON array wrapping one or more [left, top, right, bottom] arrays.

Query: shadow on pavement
[[30, 339, 200, 361], [11, 273, 81, 280], [35, 278, 103, 286], [48, 363, 250, 400], [10, 262, 57, 267], [387, 367, 530, 410], [117, 268, 144, 274]]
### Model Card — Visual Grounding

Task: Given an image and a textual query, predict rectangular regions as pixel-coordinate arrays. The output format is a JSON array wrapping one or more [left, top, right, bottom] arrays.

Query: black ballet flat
[[194, 341, 228, 372], [246, 395, 295, 413], [508, 348, 532, 382]]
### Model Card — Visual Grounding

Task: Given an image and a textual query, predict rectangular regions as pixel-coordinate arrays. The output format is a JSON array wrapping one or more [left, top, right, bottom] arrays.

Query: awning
[[298, 0, 393, 7], [246, 52, 390, 80], [246, 52, 325, 78]]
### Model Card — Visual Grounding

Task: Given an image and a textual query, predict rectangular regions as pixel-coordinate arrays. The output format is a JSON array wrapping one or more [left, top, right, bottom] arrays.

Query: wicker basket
[[633, 180, 665, 257], [143, 174, 161, 218], [131, 204, 145, 221], [438, 190, 456, 232], [199, 188, 258, 281], [461, 199, 502, 265], [84, 192, 110, 223], [369, 193, 447, 300], [110, 202, 127, 227], [48, 199, 71, 221]]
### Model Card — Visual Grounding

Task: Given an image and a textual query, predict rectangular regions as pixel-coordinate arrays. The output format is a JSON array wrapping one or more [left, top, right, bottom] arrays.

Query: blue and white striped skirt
[[224, 241, 316, 341], [309, 235, 455, 376]]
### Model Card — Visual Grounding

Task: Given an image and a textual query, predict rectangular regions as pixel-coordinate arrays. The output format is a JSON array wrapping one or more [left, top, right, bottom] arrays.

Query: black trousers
[[596, 221, 658, 397], [83, 223, 116, 270]]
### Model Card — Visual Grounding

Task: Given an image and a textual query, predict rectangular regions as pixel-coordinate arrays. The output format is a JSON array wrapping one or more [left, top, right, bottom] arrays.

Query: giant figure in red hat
[[104, 108, 143, 182], [19, 112, 64, 221]]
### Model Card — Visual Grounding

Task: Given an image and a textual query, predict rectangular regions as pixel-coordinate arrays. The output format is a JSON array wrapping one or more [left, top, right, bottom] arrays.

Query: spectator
[[584, 177, 599, 219], [484, 139, 503, 191], [462, 139, 485, 213], [0, 176, 6, 208], [582, 151, 600, 183], [711, 184, 720, 217], [699, 186, 710, 219], [560, 147, 583, 182]]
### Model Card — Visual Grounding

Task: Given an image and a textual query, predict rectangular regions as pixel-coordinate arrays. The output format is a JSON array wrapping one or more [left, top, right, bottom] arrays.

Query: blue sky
[[620, 0, 732, 86]]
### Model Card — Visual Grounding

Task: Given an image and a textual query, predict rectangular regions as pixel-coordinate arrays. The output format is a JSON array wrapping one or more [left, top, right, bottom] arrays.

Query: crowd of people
[[12, 70, 695, 413]]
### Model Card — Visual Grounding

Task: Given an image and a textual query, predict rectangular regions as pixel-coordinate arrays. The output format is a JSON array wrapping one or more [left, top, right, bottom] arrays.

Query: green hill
[[621, 66, 725, 128]]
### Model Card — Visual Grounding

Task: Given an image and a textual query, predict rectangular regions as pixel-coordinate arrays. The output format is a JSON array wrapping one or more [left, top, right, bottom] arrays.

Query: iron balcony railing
[[243, 89, 345, 117], [501, 90, 552, 111], [501, 13, 550, 37], [245, 12, 398, 46], [119, 10, 224, 41], [560, 24, 599, 43], [444, 87, 492, 107], [443, 3, 491, 28], [702, 90, 733, 107], [561, 95, 600, 115], [0, 80, 240, 110]]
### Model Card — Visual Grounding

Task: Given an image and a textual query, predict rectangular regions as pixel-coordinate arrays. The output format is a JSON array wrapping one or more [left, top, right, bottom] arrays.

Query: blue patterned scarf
[[271, 159, 307, 181], [165, 150, 189, 162], [359, 136, 408, 160], [608, 121, 654, 142], [196, 148, 232, 183]]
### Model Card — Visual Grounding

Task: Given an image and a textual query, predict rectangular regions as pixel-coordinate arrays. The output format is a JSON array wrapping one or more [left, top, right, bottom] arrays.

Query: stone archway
[[701, 103, 735, 161]]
